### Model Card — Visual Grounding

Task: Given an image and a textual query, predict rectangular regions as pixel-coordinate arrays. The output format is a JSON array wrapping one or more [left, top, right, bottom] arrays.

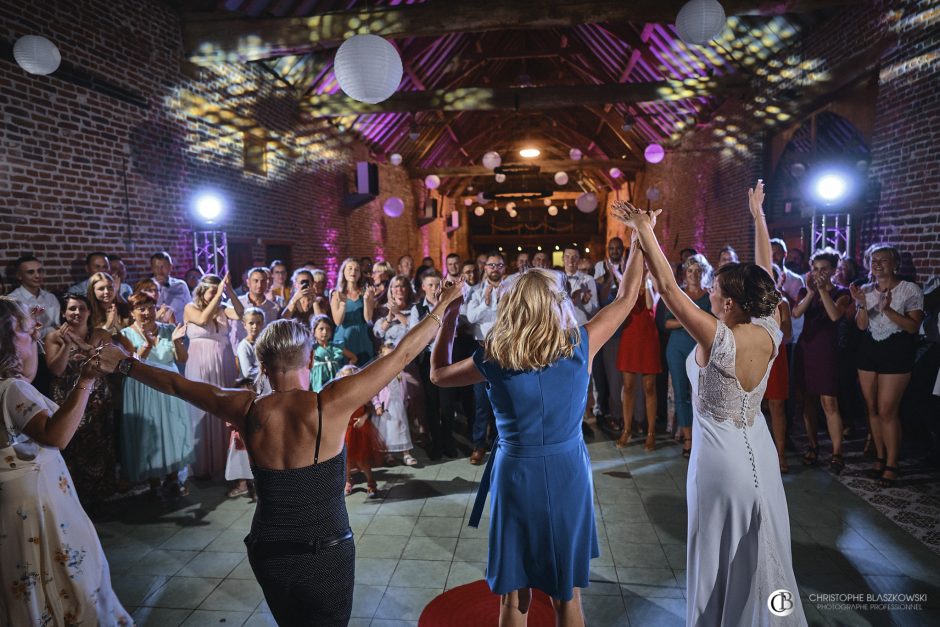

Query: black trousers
[[417, 351, 455, 455], [247, 539, 355, 626]]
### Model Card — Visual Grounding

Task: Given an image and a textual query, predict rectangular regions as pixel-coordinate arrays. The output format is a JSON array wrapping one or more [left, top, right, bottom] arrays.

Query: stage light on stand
[[194, 192, 224, 223]]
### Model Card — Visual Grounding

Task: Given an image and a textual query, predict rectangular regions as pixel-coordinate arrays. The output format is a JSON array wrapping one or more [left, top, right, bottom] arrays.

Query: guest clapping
[[331, 258, 376, 365], [88, 272, 129, 335]]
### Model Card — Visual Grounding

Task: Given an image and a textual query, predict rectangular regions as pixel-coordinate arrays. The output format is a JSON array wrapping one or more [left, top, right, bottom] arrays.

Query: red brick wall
[[1, 0, 440, 292]]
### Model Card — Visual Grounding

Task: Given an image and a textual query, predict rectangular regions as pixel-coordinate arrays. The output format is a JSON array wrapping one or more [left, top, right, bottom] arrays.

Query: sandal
[[226, 486, 249, 498], [344, 482, 353, 497], [644, 431, 656, 452], [403, 453, 418, 466], [867, 457, 886, 479], [366, 482, 379, 499], [878, 466, 899, 488], [615, 432, 632, 449], [829, 453, 845, 475], [802, 446, 818, 466]]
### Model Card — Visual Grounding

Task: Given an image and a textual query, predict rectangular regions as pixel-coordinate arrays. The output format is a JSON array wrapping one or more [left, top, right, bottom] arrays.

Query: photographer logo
[[768, 589, 795, 617]]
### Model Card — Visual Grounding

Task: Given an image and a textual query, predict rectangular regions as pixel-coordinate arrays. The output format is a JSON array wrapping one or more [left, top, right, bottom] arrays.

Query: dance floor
[[94, 432, 940, 626]]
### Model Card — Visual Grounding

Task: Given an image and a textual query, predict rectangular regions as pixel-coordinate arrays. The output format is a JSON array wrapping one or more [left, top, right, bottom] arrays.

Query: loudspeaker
[[343, 162, 379, 210], [423, 197, 438, 219]]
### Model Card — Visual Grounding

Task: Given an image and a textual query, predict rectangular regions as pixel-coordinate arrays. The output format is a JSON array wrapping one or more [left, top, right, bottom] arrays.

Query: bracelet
[[427, 312, 443, 327], [74, 382, 93, 391]]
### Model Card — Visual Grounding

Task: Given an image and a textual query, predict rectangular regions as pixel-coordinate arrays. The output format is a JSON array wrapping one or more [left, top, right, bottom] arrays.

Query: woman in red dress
[[615, 272, 661, 450]]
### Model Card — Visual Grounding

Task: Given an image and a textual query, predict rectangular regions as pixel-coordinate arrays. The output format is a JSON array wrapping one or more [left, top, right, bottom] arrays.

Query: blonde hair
[[192, 274, 223, 310], [254, 319, 312, 372], [484, 269, 580, 371]]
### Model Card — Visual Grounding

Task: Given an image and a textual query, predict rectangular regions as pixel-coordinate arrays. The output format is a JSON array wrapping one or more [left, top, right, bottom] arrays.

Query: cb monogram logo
[[768, 589, 795, 617]]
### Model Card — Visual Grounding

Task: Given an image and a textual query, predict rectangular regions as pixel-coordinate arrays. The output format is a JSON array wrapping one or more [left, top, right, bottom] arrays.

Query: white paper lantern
[[548, 205, 559, 216], [13, 35, 61, 75], [645, 143, 665, 164], [383, 196, 405, 218], [425, 174, 441, 189], [482, 151, 502, 169], [476, 192, 487, 204], [463, 197, 473, 206], [389, 153, 403, 166], [646, 186, 662, 202], [675, 0, 727, 46], [333, 35, 403, 104], [508, 208, 518, 218], [575, 192, 598, 213], [543, 198, 552, 206], [474, 206, 485, 216], [569, 148, 582, 161], [609, 167, 622, 178], [495, 173, 507, 183], [554, 171, 569, 186], [505, 202, 516, 212]]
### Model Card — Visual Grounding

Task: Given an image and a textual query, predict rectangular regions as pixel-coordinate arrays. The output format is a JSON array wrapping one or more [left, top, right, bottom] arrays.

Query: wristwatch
[[117, 357, 135, 376]]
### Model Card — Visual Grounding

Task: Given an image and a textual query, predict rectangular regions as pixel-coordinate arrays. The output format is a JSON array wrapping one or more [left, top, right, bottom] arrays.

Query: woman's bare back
[[244, 390, 347, 469]]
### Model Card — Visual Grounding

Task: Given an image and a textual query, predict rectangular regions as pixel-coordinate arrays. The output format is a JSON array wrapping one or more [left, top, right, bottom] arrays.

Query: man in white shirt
[[465, 251, 507, 464], [231, 267, 283, 346], [9, 255, 59, 339], [771, 239, 806, 344], [150, 251, 193, 324], [592, 237, 628, 426]]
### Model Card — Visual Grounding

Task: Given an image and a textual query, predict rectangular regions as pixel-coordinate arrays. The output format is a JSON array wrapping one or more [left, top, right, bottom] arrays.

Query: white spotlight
[[194, 193, 224, 222], [815, 174, 848, 203]]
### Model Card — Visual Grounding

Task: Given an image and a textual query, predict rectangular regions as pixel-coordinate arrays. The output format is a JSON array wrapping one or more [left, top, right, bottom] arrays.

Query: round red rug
[[418, 580, 555, 626]]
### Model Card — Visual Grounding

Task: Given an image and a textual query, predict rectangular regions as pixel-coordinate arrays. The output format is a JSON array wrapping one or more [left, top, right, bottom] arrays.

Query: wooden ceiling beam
[[183, 0, 856, 63], [302, 75, 749, 116], [411, 158, 640, 177]]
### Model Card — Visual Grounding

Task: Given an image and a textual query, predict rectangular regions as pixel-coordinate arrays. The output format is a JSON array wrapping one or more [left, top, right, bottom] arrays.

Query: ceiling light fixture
[[519, 147, 540, 158]]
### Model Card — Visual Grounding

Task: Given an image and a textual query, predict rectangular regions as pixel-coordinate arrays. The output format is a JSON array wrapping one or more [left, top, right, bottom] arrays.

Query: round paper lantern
[[675, 0, 727, 46], [495, 173, 507, 183], [482, 151, 502, 169], [333, 35, 403, 104], [548, 205, 559, 216], [609, 167, 622, 178], [575, 192, 598, 213], [644, 143, 665, 164], [505, 202, 516, 212], [389, 153, 403, 166], [508, 208, 518, 218], [543, 198, 552, 206], [473, 206, 485, 216], [425, 174, 441, 189], [789, 162, 807, 178], [13, 35, 61, 75], [463, 197, 473, 206], [554, 171, 569, 186], [476, 192, 487, 204], [569, 148, 582, 161], [646, 186, 662, 202], [383, 196, 405, 218]]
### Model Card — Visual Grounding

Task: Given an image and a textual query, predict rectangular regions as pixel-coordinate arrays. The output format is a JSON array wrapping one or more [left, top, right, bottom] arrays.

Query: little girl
[[372, 343, 418, 466], [310, 315, 358, 392], [335, 365, 385, 498]]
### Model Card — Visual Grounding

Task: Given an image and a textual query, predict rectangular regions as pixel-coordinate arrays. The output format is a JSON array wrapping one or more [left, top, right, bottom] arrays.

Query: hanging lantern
[[543, 198, 552, 206], [463, 197, 473, 206], [644, 143, 665, 164], [333, 35, 403, 104], [548, 205, 559, 216], [675, 0, 727, 46], [495, 173, 507, 183], [554, 171, 569, 186], [389, 153, 403, 166], [482, 151, 502, 169], [505, 202, 516, 212], [474, 205, 485, 216], [508, 208, 518, 218], [575, 192, 598, 213], [569, 148, 582, 161], [476, 191, 487, 204], [609, 167, 622, 178], [425, 174, 441, 189], [13, 35, 61, 75], [646, 186, 662, 202], [383, 197, 405, 217]]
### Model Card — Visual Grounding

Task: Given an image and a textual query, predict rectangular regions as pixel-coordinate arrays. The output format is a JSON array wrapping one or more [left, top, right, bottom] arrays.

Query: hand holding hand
[[439, 278, 466, 308], [748, 179, 765, 219], [96, 343, 133, 374]]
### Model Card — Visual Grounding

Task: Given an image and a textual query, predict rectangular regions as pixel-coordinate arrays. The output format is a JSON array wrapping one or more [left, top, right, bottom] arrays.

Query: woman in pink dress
[[184, 273, 244, 479]]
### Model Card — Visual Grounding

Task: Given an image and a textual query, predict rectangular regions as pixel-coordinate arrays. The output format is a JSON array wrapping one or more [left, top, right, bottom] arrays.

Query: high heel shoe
[[878, 466, 899, 488], [644, 431, 656, 451]]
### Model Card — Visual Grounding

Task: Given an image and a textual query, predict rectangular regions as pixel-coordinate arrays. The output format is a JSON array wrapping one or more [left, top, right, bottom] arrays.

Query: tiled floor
[[95, 433, 940, 626]]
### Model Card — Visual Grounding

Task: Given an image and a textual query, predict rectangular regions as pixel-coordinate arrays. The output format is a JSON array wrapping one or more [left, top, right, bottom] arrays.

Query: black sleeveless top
[[246, 393, 349, 543]]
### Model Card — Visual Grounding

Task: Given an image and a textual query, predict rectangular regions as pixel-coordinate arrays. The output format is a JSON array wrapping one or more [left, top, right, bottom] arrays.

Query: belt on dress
[[244, 528, 353, 557], [468, 435, 584, 528]]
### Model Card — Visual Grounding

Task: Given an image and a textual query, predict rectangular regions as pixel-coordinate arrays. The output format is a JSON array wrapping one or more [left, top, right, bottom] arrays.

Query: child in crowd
[[227, 308, 267, 499], [310, 314, 358, 392], [372, 343, 418, 466], [336, 365, 385, 498]]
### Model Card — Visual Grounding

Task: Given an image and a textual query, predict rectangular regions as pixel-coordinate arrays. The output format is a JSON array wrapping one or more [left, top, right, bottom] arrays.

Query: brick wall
[[0, 0, 442, 293]]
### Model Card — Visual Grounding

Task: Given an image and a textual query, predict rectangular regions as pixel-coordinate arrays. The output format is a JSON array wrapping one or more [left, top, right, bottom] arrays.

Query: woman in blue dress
[[430, 216, 646, 626], [330, 258, 377, 365]]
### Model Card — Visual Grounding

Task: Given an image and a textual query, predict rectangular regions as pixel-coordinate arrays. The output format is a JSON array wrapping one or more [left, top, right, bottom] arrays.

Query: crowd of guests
[[2, 237, 938, 508]]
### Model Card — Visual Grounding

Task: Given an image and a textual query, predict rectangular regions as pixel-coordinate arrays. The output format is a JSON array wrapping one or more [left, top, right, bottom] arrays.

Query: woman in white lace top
[[849, 245, 924, 487], [615, 180, 807, 626]]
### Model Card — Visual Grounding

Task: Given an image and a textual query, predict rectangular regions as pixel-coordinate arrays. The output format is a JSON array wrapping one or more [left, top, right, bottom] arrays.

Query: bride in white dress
[[614, 181, 807, 626]]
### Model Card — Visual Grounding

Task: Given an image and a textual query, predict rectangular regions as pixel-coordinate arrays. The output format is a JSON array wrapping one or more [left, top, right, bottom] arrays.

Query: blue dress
[[334, 295, 374, 365], [470, 326, 599, 601]]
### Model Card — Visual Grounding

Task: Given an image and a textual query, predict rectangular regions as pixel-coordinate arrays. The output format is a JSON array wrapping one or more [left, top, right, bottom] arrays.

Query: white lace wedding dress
[[685, 317, 807, 626]]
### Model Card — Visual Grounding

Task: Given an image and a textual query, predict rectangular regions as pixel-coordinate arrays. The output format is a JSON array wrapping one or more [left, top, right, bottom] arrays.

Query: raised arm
[[584, 217, 645, 360], [430, 299, 485, 388], [749, 180, 773, 277], [321, 280, 467, 421], [618, 206, 718, 350], [97, 343, 254, 432]]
